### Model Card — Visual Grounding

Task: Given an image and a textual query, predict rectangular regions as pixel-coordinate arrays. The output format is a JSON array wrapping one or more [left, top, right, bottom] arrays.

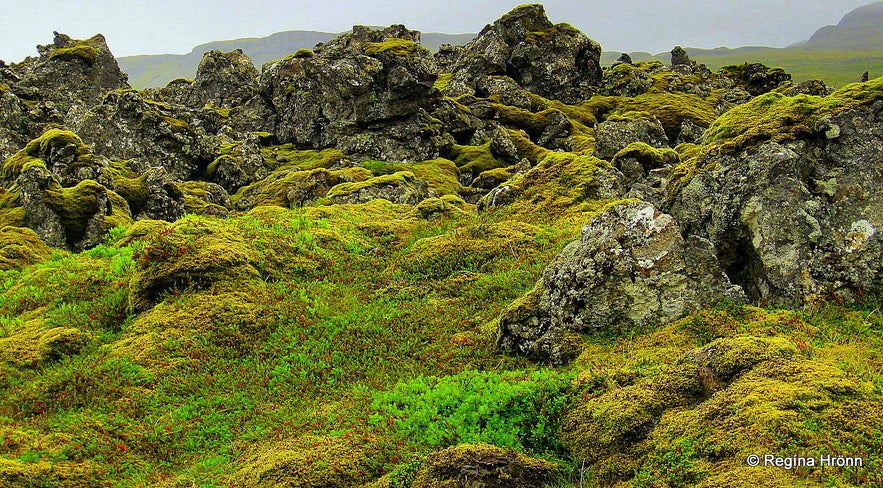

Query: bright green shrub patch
[[371, 369, 575, 454]]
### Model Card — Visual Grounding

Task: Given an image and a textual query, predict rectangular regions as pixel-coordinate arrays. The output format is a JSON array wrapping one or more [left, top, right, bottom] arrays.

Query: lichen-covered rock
[[68, 89, 219, 181], [260, 25, 444, 162], [592, 116, 669, 161], [15, 165, 114, 251], [0, 86, 32, 162], [669, 106, 883, 307], [498, 201, 743, 364], [600, 61, 655, 97], [1, 129, 112, 188], [8, 32, 128, 117], [205, 133, 269, 193], [155, 49, 275, 133], [448, 4, 602, 104], [719, 62, 792, 96], [612, 142, 680, 203], [411, 443, 560, 488]]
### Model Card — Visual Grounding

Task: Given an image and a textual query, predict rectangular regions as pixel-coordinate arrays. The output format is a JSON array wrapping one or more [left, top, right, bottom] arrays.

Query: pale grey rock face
[[498, 200, 744, 365], [593, 116, 669, 161], [667, 102, 883, 307]]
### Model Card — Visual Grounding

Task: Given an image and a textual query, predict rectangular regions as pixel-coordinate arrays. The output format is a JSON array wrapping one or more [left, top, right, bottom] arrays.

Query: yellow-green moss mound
[[562, 335, 882, 486], [128, 217, 262, 311], [232, 435, 376, 488], [410, 443, 560, 488], [0, 226, 53, 270], [403, 221, 544, 279]]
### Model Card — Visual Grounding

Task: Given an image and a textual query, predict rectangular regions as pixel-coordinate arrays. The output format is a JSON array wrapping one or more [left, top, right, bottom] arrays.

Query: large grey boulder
[[668, 103, 883, 307], [498, 200, 744, 364]]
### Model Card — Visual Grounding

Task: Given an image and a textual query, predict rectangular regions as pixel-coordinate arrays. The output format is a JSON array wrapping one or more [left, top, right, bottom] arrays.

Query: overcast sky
[[0, 1, 873, 62]]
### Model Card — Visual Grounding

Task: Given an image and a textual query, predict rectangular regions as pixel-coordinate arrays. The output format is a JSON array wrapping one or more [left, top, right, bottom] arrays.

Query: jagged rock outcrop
[[154, 49, 275, 133], [720, 62, 792, 96], [498, 201, 744, 364], [68, 89, 214, 181], [668, 101, 883, 307], [0, 86, 32, 161], [260, 25, 444, 162], [16, 165, 113, 251], [446, 4, 602, 104], [8, 32, 129, 116]]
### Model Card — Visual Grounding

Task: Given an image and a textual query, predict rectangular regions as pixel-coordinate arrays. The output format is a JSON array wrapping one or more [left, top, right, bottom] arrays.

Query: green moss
[[128, 216, 263, 311], [526, 22, 582, 43], [616, 91, 718, 138], [302, 198, 421, 249], [403, 221, 544, 279], [325, 171, 419, 201], [481, 152, 612, 214], [48, 45, 99, 64], [232, 435, 375, 488], [415, 195, 468, 219], [564, 332, 881, 486], [434, 72, 452, 92], [233, 166, 372, 210], [160, 115, 194, 134], [411, 443, 560, 488], [364, 38, 428, 57], [293, 48, 314, 59], [260, 145, 345, 171], [705, 76, 883, 153], [0, 319, 91, 368], [110, 171, 148, 213], [0, 226, 51, 271], [43, 179, 107, 241], [178, 181, 229, 217], [0, 457, 103, 486], [450, 141, 501, 175], [363, 158, 462, 196], [2, 129, 93, 181], [611, 142, 680, 169]]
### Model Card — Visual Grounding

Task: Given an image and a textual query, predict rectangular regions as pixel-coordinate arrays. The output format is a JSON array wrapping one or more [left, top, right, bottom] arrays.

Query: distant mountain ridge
[[119, 30, 475, 88], [121, 1, 883, 89], [602, 0, 883, 88], [803, 0, 883, 49]]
